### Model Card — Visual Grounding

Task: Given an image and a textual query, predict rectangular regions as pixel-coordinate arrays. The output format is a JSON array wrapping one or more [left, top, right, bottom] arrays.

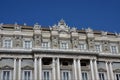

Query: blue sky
[[0, 0, 120, 32]]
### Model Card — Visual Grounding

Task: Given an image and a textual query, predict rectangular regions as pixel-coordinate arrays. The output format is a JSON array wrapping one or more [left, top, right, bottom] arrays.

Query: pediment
[[0, 65, 13, 70], [98, 68, 106, 72], [114, 69, 120, 72], [21, 66, 33, 70]]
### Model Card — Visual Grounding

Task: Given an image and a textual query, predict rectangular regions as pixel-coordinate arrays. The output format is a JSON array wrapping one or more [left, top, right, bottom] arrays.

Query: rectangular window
[[82, 72, 88, 80], [3, 40, 12, 48], [2, 70, 11, 80], [115, 73, 120, 80], [42, 42, 49, 48], [43, 70, 51, 80], [95, 45, 102, 52], [111, 46, 118, 53], [23, 70, 32, 80], [99, 72, 105, 80], [60, 42, 68, 49], [62, 71, 71, 80], [79, 44, 86, 50], [24, 41, 32, 49]]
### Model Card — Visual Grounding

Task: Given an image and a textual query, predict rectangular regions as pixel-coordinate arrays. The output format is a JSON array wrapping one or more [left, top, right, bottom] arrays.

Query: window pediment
[[21, 66, 33, 70], [0, 65, 13, 70], [98, 68, 106, 72], [114, 69, 120, 72]]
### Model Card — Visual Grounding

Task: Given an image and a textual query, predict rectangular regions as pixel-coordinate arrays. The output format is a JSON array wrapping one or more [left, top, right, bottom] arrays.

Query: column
[[109, 62, 114, 80], [18, 58, 21, 80], [52, 58, 56, 80], [13, 58, 16, 80], [77, 59, 82, 80], [34, 58, 37, 80], [73, 58, 77, 80], [39, 57, 42, 80], [57, 58, 60, 80], [94, 59, 99, 80], [106, 61, 110, 80], [90, 59, 95, 80]]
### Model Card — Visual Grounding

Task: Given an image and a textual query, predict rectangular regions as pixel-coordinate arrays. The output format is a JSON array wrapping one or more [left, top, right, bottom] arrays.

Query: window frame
[[81, 71, 89, 80], [22, 70, 32, 80], [42, 70, 51, 80], [115, 73, 120, 80], [1, 70, 12, 80], [60, 42, 69, 49], [99, 72, 106, 80], [95, 44, 102, 52], [42, 42, 50, 49], [3, 39, 12, 48], [79, 43, 86, 50], [61, 70, 71, 80], [23, 40, 32, 49], [110, 45, 118, 54]]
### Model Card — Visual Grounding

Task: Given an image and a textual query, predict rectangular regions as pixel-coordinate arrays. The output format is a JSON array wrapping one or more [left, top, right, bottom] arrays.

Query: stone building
[[0, 20, 120, 80]]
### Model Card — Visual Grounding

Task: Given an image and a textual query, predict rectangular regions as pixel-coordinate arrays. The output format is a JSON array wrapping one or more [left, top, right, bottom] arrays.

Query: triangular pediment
[[21, 65, 33, 70], [98, 68, 106, 72], [0, 65, 13, 70], [114, 69, 120, 72]]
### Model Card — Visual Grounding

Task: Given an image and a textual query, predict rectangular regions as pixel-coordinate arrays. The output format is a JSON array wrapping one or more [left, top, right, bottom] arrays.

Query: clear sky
[[0, 0, 120, 32]]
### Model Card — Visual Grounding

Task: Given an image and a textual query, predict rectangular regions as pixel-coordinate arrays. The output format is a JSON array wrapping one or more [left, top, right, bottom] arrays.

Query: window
[[79, 44, 86, 50], [99, 72, 105, 80], [115, 73, 120, 80], [23, 41, 32, 49], [82, 72, 88, 80], [60, 42, 68, 49], [95, 45, 102, 52], [42, 42, 49, 48], [62, 71, 71, 80], [3, 40, 12, 48], [43, 70, 51, 80], [2, 70, 11, 80], [110, 46, 118, 53], [23, 70, 32, 80]]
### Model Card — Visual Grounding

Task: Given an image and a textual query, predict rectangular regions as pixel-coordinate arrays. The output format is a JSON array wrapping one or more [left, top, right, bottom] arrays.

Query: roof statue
[[34, 23, 41, 30], [85, 27, 93, 33], [101, 31, 107, 36], [14, 22, 21, 30]]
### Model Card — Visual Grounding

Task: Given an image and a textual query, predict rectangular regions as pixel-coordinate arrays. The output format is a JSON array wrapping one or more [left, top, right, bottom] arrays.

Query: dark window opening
[[62, 62, 68, 66], [81, 63, 87, 66]]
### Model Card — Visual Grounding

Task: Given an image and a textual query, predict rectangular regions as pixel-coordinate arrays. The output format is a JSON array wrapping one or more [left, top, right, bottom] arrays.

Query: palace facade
[[0, 20, 120, 80]]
